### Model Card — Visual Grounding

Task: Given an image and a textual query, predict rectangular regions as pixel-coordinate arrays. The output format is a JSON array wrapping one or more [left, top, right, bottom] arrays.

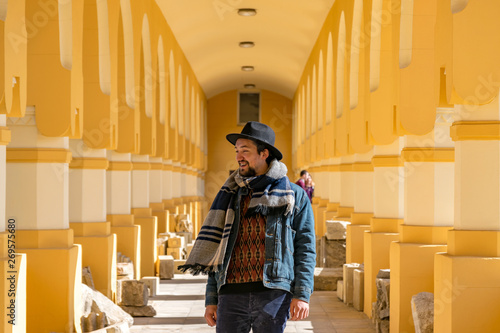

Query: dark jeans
[[216, 289, 292, 333]]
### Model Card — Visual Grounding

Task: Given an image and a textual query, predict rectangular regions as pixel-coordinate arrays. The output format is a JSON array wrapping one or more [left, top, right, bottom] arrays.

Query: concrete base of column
[[323, 202, 339, 223], [70, 222, 117, 300], [174, 198, 186, 214], [1, 232, 27, 333], [315, 199, 329, 237], [346, 213, 373, 264], [151, 203, 169, 235], [346, 225, 370, 264], [434, 253, 500, 333], [109, 214, 140, 279], [18, 229, 82, 333], [363, 218, 401, 318], [132, 208, 158, 278], [336, 206, 354, 219], [390, 240, 447, 333], [434, 230, 500, 332]]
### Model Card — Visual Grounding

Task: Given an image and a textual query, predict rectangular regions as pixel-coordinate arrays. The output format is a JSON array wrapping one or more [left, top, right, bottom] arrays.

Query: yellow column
[[364, 138, 404, 318], [325, 161, 341, 222], [131, 155, 157, 278], [435, 98, 500, 332], [0, 116, 27, 333], [69, 140, 117, 300], [162, 161, 175, 232], [311, 166, 328, 237], [390, 108, 455, 333], [6, 108, 82, 333], [336, 156, 354, 220], [347, 150, 374, 264], [107, 151, 140, 280], [150, 157, 168, 235]]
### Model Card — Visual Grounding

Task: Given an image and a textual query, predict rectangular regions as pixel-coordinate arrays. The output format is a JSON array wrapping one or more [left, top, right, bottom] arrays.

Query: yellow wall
[[205, 90, 293, 201]]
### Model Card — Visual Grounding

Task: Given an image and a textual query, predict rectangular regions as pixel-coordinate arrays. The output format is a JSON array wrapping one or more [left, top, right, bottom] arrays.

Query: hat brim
[[226, 133, 283, 161]]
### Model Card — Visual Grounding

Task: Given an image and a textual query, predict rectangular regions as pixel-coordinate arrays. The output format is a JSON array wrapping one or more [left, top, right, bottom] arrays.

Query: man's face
[[235, 138, 269, 177]]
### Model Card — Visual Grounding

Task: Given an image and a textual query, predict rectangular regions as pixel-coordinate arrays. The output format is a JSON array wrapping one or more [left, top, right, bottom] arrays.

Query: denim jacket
[[205, 182, 316, 306]]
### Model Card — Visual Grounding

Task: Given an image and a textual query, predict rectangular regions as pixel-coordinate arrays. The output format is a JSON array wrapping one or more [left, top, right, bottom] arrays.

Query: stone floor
[[131, 274, 375, 333]]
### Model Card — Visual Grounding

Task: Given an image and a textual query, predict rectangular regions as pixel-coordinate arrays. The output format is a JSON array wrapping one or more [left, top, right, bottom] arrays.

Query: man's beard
[[239, 165, 256, 177]]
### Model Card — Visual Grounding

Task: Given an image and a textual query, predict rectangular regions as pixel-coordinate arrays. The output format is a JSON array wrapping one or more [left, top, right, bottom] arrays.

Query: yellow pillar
[[69, 140, 117, 300], [435, 98, 500, 332], [336, 156, 355, 220], [390, 109, 455, 332], [347, 150, 374, 264], [325, 162, 341, 222], [364, 138, 404, 318], [0, 116, 27, 333], [131, 155, 157, 278], [6, 109, 82, 333], [162, 161, 175, 225], [150, 157, 168, 235], [107, 151, 140, 280]]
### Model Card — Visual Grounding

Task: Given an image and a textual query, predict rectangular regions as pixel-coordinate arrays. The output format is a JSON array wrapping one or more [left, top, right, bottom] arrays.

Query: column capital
[[450, 121, 500, 141]]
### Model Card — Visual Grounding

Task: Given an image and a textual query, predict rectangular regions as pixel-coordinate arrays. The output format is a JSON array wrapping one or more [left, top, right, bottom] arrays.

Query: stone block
[[81, 284, 133, 328], [166, 247, 184, 260], [324, 239, 346, 268], [140, 277, 160, 297], [176, 231, 193, 244], [326, 220, 350, 240], [117, 280, 149, 307], [343, 263, 362, 306], [377, 269, 390, 279], [117, 263, 134, 280], [82, 266, 95, 290], [167, 236, 185, 249], [82, 312, 105, 332], [91, 322, 131, 333], [174, 259, 187, 274], [372, 275, 390, 333], [376, 278, 390, 319], [313, 267, 343, 291], [157, 243, 166, 256], [158, 255, 174, 279], [120, 305, 156, 317], [411, 292, 434, 333], [353, 268, 364, 311], [175, 214, 193, 233], [337, 280, 344, 300]]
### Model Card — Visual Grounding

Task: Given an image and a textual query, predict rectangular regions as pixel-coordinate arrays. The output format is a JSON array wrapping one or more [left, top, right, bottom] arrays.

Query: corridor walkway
[[131, 274, 375, 333]]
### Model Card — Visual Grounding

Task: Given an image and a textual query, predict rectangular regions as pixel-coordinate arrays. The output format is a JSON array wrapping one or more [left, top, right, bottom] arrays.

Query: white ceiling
[[156, 0, 335, 99]]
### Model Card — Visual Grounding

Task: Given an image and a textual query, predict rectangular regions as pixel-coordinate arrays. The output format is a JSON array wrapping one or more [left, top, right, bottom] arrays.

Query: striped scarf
[[179, 160, 295, 275]]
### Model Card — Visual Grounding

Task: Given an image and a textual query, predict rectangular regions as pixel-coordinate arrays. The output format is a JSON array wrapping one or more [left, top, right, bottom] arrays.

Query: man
[[295, 170, 309, 191], [180, 121, 316, 333]]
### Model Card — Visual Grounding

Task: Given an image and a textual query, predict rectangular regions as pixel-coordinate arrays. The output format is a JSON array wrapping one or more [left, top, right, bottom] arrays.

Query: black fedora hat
[[226, 121, 283, 160]]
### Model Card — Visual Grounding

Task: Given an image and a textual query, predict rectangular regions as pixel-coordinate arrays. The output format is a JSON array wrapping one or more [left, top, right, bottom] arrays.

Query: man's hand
[[205, 305, 217, 326], [289, 298, 309, 321]]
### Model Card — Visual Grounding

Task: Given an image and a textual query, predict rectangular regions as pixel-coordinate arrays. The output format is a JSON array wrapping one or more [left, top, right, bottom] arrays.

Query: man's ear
[[261, 148, 270, 159]]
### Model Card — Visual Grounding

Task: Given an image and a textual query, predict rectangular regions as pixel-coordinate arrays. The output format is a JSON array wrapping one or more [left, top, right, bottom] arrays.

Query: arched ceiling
[[155, 0, 335, 99]]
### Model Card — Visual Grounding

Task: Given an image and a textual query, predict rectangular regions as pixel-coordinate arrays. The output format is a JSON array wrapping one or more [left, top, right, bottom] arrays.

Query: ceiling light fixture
[[244, 84, 256, 89], [241, 66, 254, 72], [239, 41, 255, 48], [238, 8, 257, 16]]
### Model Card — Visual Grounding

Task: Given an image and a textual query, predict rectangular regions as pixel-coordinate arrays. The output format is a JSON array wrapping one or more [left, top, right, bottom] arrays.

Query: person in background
[[304, 174, 315, 202], [296, 170, 314, 202]]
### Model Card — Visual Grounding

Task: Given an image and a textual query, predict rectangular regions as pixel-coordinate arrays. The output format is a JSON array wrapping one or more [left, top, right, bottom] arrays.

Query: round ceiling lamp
[[239, 41, 255, 48], [238, 8, 257, 16]]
